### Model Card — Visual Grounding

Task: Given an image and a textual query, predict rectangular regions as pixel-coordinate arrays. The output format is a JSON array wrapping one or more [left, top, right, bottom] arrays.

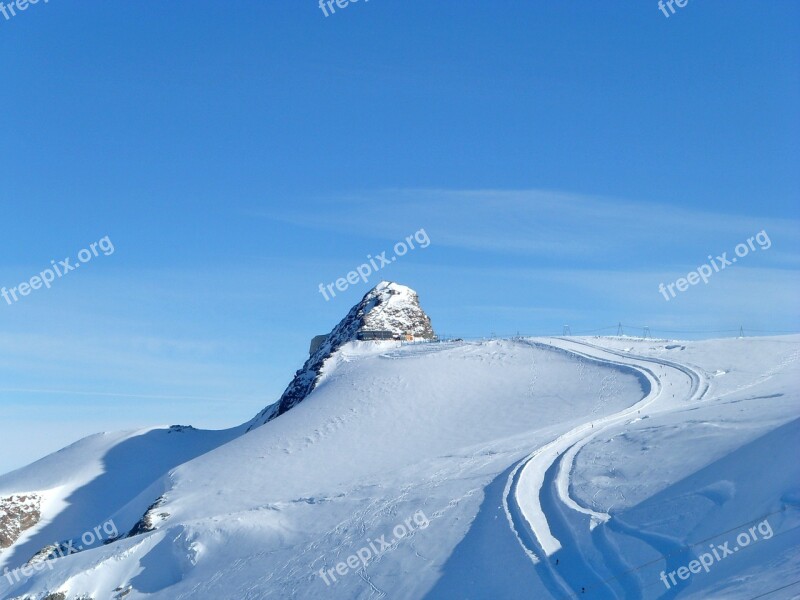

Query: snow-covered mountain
[[0, 283, 798, 600]]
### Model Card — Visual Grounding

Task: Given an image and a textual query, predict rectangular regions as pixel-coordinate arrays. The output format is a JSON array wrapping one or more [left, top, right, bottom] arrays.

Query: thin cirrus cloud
[[252, 188, 800, 266]]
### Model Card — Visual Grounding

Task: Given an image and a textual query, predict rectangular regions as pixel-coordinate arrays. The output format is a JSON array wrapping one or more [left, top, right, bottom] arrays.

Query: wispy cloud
[[249, 188, 800, 266]]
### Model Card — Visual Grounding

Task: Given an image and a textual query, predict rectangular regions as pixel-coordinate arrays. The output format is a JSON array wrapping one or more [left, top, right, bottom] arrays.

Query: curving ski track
[[503, 338, 708, 599]]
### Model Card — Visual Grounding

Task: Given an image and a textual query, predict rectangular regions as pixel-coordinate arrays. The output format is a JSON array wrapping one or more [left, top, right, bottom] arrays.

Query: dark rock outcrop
[[126, 496, 169, 537]]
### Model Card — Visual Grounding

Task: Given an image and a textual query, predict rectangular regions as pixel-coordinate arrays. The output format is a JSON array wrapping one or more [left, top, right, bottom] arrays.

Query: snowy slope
[[0, 284, 797, 600], [497, 337, 800, 600], [0, 427, 240, 581]]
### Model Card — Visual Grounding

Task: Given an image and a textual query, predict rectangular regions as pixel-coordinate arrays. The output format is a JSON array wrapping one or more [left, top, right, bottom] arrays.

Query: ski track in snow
[[504, 338, 708, 599]]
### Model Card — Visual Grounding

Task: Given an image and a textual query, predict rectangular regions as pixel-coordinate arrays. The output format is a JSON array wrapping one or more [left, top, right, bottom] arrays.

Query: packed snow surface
[[0, 335, 797, 600]]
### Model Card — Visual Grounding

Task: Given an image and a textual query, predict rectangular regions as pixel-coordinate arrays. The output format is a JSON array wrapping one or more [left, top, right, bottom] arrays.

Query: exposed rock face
[[28, 543, 64, 564], [0, 494, 41, 550], [247, 281, 435, 430], [126, 496, 169, 537]]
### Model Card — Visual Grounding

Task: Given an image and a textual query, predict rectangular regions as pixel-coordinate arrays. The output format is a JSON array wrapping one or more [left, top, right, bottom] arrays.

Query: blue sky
[[1, 1, 798, 473]]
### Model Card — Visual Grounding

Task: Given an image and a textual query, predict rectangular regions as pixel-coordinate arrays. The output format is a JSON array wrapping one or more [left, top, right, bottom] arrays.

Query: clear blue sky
[[1, 1, 798, 473]]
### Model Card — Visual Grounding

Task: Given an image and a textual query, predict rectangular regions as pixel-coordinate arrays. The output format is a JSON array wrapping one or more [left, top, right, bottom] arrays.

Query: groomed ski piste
[[503, 337, 706, 598], [1, 335, 798, 600]]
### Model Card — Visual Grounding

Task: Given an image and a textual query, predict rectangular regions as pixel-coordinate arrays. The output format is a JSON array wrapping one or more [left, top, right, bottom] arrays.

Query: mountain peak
[[246, 282, 435, 429], [358, 281, 435, 338]]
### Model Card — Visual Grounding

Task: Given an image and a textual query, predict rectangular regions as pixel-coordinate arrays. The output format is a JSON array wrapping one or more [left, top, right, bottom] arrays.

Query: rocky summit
[[247, 281, 435, 429]]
